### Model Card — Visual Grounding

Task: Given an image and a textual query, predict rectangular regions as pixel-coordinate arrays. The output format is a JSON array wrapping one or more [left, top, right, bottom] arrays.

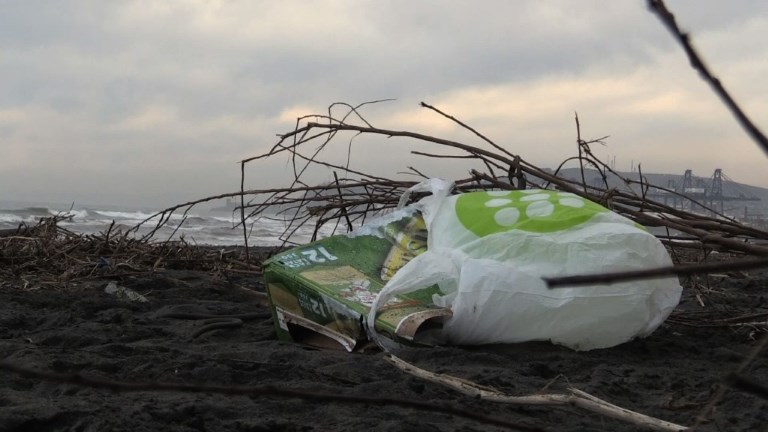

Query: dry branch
[[0, 215, 269, 288], [545, 257, 768, 288], [118, 99, 768, 282], [648, 0, 768, 156], [386, 355, 688, 431]]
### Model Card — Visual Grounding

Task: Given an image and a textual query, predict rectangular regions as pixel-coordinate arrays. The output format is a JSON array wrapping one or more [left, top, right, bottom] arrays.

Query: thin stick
[[419, 101, 517, 160], [333, 171, 353, 232], [545, 257, 768, 288], [240, 161, 250, 261], [575, 113, 589, 194], [648, 0, 768, 156], [386, 355, 688, 431]]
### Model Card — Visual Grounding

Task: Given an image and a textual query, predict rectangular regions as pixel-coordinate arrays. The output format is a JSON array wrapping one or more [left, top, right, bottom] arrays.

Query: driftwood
[[0, 215, 270, 288], [126, 94, 768, 268], [648, 0, 768, 156], [228, 108, 768, 259], [545, 257, 768, 288], [387, 355, 688, 432]]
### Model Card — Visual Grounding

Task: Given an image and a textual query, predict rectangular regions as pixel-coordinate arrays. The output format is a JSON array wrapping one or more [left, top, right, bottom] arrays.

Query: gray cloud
[[1, 1, 767, 208]]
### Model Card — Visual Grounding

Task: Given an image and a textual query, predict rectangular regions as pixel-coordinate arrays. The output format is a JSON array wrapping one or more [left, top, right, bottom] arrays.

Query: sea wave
[[57, 209, 89, 219], [94, 210, 199, 222], [0, 202, 339, 245], [94, 210, 158, 220], [211, 216, 237, 223], [0, 213, 24, 224]]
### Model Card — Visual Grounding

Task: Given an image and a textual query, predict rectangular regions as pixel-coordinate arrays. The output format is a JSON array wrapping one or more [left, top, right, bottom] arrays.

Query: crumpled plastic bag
[[367, 179, 682, 351]]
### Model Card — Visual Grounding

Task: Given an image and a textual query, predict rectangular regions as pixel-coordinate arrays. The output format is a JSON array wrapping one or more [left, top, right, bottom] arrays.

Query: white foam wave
[[94, 210, 197, 221], [211, 216, 236, 223], [0, 213, 23, 224], [95, 210, 156, 220], [2, 202, 340, 246], [176, 226, 205, 232], [51, 209, 89, 219]]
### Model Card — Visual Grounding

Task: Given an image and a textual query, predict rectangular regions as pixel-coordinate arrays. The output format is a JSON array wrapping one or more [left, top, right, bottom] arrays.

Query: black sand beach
[[0, 246, 767, 431]]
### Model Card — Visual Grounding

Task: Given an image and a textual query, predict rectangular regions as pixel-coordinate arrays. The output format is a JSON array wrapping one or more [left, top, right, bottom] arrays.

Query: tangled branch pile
[[0, 215, 266, 290], [166, 100, 768, 260]]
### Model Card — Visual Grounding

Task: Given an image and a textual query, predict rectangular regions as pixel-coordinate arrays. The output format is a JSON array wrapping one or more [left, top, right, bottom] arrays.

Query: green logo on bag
[[455, 190, 608, 236]]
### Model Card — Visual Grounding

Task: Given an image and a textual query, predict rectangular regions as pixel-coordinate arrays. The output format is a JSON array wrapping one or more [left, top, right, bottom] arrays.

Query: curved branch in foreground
[[648, 0, 768, 156], [387, 356, 688, 432], [0, 360, 543, 432], [545, 257, 768, 288]]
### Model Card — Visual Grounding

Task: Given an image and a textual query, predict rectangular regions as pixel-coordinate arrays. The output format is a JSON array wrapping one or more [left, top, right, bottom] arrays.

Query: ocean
[[0, 200, 337, 246]]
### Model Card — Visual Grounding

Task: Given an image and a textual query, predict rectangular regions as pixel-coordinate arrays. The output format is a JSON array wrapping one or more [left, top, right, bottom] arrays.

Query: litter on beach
[[266, 178, 683, 351]]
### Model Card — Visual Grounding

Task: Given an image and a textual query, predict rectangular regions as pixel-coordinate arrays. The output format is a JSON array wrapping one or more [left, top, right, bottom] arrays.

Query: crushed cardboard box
[[264, 211, 451, 351]]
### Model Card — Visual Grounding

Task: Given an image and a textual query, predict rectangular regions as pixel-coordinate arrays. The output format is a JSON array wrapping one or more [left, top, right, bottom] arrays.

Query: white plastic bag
[[368, 179, 682, 351]]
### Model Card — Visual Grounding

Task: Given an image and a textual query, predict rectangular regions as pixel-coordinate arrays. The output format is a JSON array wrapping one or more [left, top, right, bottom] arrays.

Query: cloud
[[0, 1, 767, 208]]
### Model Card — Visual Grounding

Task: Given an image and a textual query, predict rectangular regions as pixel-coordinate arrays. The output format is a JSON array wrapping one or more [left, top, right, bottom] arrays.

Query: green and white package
[[368, 179, 682, 351]]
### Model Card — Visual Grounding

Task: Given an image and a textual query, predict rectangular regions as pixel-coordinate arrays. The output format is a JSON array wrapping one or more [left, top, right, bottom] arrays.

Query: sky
[[2, 0, 768, 209]]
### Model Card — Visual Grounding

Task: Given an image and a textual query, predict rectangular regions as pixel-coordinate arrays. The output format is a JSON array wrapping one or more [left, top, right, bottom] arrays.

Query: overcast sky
[[2, 1, 768, 209]]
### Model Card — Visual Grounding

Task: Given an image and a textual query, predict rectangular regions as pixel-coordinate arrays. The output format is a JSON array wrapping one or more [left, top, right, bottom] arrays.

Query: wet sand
[[1, 252, 767, 431]]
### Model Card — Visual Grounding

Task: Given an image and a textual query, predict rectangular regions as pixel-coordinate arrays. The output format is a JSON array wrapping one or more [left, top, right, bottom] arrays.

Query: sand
[[1, 256, 767, 431]]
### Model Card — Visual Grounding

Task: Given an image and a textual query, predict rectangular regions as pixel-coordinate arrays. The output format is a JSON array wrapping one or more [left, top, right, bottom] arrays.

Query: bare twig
[[545, 257, 768, 288], [648, 0, 768, 156], [387, 355, 688, 431]]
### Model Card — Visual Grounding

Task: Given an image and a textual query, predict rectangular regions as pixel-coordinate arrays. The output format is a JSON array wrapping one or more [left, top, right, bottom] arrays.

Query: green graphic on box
[[264, 212, 448, 351]]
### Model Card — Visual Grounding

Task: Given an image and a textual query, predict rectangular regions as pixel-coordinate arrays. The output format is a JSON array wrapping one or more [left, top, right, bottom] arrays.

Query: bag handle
[[397, 178, 454, 209]]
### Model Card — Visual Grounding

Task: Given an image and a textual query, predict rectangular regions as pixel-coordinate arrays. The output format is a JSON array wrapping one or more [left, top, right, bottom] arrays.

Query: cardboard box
[[264, 212, 451, 351]]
